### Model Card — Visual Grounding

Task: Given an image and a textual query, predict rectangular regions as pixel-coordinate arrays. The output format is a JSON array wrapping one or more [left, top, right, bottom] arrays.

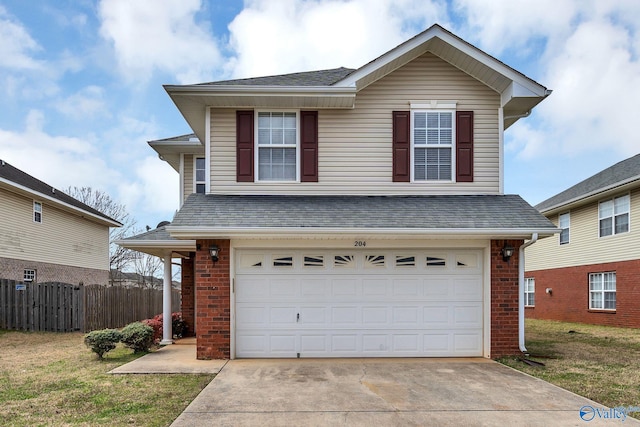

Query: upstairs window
[[413, 111, 453, 181], [559, 213, 570, 245], [257, 112, 298, 181], [33, 201, 42, 223], [195, 157, 206, 194], [599, 195, 629, 237]]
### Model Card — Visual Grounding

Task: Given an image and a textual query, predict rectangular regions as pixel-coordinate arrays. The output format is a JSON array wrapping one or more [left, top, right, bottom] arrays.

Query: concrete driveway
[[171, 358, 639, 426]]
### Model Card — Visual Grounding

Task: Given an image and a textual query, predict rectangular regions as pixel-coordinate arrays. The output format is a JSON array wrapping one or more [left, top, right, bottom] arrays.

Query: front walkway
[[108, 338, 227, 374]]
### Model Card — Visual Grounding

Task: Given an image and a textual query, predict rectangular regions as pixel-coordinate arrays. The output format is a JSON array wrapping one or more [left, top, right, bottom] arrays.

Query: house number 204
[[354, 241, 367, 247]]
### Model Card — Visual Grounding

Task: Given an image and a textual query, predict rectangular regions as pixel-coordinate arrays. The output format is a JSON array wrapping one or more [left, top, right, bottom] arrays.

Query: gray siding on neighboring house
[[208, 53, 500, 195], [526, 187, 640, 271]]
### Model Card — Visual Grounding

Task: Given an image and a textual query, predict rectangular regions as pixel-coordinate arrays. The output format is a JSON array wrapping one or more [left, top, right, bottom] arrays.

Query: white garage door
[[235, 249, 483, 358]]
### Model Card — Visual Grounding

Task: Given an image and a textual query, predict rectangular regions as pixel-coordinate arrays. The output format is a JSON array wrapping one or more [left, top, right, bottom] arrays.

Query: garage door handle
[[297, 313, 300, 322]]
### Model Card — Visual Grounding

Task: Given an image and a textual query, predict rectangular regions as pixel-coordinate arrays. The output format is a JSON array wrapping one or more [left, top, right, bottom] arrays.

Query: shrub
[[142, 317, 163, 343], [84, 329, 122, 359], [120, 322, 155, 353]]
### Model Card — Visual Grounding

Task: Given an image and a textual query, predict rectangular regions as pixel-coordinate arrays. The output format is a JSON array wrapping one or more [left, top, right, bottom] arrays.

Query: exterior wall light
[[501, 243, 515, 262], [209, 245, 220, 262]]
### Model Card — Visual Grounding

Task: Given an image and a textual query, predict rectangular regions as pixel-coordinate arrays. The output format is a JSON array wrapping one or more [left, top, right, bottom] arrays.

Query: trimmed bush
[[84, 329, 122, 359], [142, 317, 163, 343], [120, 322, 155, 353]]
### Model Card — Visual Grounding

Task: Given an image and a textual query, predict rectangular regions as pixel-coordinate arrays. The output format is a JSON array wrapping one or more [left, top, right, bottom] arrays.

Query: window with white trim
[[413, 110, 453, 181], [195, 157, 206, 194], [33, 201, 42, 223], [599, 195, 629, 237], [589, 272, 616, 310], [524, 277, 535, 306], [257, 111, 298, 181], [23, 269, 36, 282], [559, 212, 570, 245]]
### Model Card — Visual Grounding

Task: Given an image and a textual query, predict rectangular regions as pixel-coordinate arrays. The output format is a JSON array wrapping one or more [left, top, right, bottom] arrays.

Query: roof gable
[[0, 160, 121, 227], [536, 153, 640, 214]]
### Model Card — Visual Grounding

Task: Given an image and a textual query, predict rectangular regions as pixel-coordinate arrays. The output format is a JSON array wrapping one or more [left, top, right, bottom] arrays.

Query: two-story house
[[0, 160, 121, 285], [119, 25, 557, 360], [525, 153, 640, 328]]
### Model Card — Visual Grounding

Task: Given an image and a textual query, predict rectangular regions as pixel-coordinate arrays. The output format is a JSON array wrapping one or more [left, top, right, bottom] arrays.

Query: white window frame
[[255, 110, 300, 182], [559, 212, 570, 245], [599, 194, 630, 238], [33, 201, 42, 223], [194, 156, 206, 194], [589, 271, 616, 311], [410, 101, 456, 183], [23, 269, 36, 282], [524, 277, 535, 307]]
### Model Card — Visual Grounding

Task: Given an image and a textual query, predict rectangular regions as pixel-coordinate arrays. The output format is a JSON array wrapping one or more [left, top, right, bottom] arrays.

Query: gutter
[[518, 233, 538, 354]]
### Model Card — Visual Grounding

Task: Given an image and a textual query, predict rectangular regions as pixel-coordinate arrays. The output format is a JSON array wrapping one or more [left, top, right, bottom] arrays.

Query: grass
[[499, 319, 640, 419], [0, 331, 214, 426]]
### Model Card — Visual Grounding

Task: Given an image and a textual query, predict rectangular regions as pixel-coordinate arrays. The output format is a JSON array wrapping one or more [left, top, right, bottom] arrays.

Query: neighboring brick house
[[0, 160, 121, 285], [525, 153, 640, 328], [119, 24, 557, 359]]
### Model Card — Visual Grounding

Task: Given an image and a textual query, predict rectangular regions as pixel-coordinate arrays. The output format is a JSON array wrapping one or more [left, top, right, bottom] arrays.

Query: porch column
[[160, 250, 173, 345]]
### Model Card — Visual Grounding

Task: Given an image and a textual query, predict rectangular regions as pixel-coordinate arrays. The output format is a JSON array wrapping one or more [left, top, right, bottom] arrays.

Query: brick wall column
[[180, 254, 195, 337], [490, 239, 523, 358], [195, 239, 231, 359]]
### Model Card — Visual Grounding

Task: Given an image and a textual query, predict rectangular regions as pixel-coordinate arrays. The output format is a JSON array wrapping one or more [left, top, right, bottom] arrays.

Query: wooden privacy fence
[[0, 279, 180, 332]]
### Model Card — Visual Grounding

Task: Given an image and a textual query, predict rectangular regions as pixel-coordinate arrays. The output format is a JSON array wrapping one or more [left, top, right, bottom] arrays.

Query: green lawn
[[0, 331, 214, 426], [499, 319, 640, 420]]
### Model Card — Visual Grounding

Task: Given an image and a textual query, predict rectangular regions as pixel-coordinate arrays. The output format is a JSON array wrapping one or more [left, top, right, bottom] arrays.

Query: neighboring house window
[[412, 110, 453, 181], [599, 194, 629, 237], [524, 278, 535, 306], [33, 201, 42, 223], [559, 213, 570, 245], [195, 157, 206, 194], [257, 111, 298, 181], [23, 269, 36, 282], [589, 272, 616, 310]]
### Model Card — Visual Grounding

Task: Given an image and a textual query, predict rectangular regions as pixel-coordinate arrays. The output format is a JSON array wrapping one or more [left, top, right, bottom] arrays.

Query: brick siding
[[180, 254, 195, 337], [195, 239, 231, 359], [0, 256, 108, 285], [525, 260, 640, 328], [490, 239, 523, 358]]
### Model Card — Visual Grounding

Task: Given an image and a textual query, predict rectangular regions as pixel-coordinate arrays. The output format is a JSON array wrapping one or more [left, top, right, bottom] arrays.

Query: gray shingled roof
[[122, 225, 173, 241], [198, 67, 355, 86], [536, 153, 640, 212], [170, 194, 556, 231], [0, 159, 121, 225]]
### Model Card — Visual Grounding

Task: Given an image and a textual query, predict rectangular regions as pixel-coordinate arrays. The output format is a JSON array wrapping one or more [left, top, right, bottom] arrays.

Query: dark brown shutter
[[236, 110, 254, 182], [392, 111, 410, 182], [300, 111, 318, 182], [456, 111, 474, 182]]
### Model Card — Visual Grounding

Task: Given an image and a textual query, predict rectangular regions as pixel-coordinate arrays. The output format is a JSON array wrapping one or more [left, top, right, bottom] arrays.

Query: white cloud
[[98, 0, 223, 84], [0, 6, 43, 70], [55, 86, 108, 120], [227, 0, 447, 78]]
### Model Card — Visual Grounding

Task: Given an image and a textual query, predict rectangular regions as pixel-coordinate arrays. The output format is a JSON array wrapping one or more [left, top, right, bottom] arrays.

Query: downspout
[[518, 233, 538, 354]]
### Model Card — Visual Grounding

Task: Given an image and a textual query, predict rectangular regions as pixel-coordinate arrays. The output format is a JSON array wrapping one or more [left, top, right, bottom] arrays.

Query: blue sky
[[2, 0, 640, 231]]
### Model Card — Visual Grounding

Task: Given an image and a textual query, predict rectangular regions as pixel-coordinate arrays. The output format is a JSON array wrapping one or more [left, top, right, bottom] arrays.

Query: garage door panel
[[235, 249, 484, 358]]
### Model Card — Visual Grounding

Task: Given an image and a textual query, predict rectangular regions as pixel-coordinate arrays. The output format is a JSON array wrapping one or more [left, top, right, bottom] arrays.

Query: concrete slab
[[109, 339, 227, 374], [171, 358, 640, 426]]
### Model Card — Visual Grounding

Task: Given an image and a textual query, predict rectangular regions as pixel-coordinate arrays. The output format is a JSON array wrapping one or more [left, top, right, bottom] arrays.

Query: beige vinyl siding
[[526, 188, 640, 271], [183, 154, 194, 200], [0, 188, 110, 271], [210, 53, 500, 195]]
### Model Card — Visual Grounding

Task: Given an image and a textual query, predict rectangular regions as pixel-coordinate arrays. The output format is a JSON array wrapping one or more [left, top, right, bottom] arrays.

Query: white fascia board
[[0, 177, 121, 227], [114, 239, 196, 250], [335, 25, 548, 97], [540, 177, 640, 216], [166, 226, 560, 240], [164, 85, 356, 97]]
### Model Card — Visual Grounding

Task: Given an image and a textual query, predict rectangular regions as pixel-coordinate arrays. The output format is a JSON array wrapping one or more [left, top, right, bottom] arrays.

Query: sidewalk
[[108, 338, 227, 374]]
